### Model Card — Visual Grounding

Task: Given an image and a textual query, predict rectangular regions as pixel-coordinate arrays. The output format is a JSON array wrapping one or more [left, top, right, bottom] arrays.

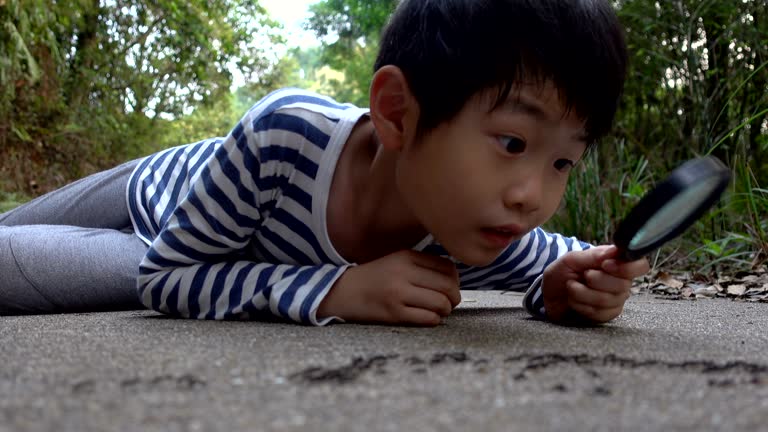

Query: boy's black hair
[[374, 0, 628, 145]]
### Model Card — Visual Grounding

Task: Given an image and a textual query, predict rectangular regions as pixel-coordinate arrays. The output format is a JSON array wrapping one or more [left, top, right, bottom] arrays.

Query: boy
[[0, 0, 649, 326]]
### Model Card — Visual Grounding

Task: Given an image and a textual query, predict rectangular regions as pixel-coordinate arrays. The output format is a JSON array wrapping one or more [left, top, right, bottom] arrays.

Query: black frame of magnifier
[[613, 156, 732, 262]]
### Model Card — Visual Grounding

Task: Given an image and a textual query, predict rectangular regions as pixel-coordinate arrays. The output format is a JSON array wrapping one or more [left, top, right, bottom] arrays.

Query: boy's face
[[396, 82, 587, 267]]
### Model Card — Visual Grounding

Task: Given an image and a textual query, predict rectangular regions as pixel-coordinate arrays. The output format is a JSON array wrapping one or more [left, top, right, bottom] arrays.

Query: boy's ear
[[369, 65, 419, 151]]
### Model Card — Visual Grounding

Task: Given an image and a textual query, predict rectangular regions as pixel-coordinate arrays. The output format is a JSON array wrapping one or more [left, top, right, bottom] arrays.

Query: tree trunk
[[701, 4, 734, 165], [64, 0, 101, 110], [748, 1, 768, 184]]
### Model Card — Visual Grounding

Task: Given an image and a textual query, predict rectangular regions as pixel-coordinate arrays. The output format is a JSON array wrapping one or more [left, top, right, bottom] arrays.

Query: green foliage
[[614, 0, 767, 167], [549, 142, 652, 245], [1, 0, 284, 194], [644, 0, 764, 270], [304, 0, 397, 106], [155, 55, 302, 151], [2, 0, 766, 274], [547, 0, 768, 271], [0, 190, 29, 213], [154, 96, 238, 150]]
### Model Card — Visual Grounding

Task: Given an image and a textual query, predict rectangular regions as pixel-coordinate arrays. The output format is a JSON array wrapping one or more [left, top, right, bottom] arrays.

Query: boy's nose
[[502, 175, 543, 214]]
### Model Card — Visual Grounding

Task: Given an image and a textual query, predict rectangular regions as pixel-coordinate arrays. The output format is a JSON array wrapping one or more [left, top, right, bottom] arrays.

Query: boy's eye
[[554, 159, 575, 172], [498, 136, 526, 154]]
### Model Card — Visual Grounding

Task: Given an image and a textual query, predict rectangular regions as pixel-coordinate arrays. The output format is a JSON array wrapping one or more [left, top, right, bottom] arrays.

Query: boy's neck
[[327, 118, 428, 263]]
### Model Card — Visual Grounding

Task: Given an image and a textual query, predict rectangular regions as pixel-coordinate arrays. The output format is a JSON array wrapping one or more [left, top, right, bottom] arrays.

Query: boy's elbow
[[136, 267, 170, 314]]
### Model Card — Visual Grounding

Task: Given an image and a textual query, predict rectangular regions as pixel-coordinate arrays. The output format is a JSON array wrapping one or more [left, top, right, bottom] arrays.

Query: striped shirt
[[127, 88, 590, 325]]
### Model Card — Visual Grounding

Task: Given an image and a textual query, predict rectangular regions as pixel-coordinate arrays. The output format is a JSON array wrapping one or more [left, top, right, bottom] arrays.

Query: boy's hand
[[542, 245, 650, 324], [317, 250, 461, 326]]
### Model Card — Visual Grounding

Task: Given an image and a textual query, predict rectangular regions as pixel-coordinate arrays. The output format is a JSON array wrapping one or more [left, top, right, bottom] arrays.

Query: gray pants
[[0, 160, 148, 314]]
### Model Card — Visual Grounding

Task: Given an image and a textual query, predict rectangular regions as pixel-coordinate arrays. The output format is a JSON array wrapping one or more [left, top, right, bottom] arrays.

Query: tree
[[158, 54, 302, 150], [554, 0, 768, 263], [1, 0, 283, 193], [304, 0, 397, 106], [615, 0, 767, 174]]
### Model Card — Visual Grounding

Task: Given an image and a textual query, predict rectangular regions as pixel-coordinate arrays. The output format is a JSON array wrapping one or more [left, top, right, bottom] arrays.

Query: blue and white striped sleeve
[[136, 107, 349, 326], [461, 227, 592, 319]]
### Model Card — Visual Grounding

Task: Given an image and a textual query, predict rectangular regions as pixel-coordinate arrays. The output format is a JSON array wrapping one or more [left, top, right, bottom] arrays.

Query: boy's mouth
[[487, 224, 524, 236], [480, 225, 524, 247]]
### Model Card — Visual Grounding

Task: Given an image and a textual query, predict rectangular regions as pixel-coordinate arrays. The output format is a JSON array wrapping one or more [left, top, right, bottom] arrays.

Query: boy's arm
[[136, 104, 348, 325], [136, 93, 462, 327], [537, 245, 649, 324], [485, 228, 648, 324], [460, 227, 591, 318], [524, 229, 592, 319], [521, 275, 547, 318], [139, 256, 350, 325]]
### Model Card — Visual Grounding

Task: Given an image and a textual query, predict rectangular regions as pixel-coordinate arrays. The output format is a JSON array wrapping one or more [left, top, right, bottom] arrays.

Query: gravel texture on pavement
[[2, 291, 767, 432]]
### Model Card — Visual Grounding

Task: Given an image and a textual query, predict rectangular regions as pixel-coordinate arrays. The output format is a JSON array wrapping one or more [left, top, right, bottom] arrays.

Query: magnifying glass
[[612, 156, 731, 262]]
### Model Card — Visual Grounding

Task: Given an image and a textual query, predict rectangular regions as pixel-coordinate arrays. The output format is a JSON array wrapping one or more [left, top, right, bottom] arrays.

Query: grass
[[547, 52, 768, 274], [546, 139, 653, 245], [0, 191, 29, 213], [547, 139, 767, 274]]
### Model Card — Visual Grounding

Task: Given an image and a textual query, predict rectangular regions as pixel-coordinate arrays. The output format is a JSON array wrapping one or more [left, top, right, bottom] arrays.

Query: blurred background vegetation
[[1, 0, 766, 273]]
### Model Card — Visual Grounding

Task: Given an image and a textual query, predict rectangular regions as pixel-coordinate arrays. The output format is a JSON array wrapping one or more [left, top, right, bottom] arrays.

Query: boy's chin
[[445, 249, 502, 268]]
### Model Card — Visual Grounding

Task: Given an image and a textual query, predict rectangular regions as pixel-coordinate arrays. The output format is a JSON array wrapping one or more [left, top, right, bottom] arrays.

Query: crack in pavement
[[289, 354, 400, 384], [506, 353, 768, 388], [290, 352, 479, 384], [71, 373, 207, 395], [290, 351, 768, 387], [507, 352, 768, 374]]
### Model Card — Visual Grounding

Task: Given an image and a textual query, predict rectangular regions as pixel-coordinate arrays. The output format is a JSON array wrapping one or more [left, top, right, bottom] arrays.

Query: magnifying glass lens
[[628, 176, 724, 250]]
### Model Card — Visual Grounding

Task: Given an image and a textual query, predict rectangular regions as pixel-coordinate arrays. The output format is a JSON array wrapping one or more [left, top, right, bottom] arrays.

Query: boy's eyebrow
[[498, 95, 589, 143], [500, 96, 551, 122]]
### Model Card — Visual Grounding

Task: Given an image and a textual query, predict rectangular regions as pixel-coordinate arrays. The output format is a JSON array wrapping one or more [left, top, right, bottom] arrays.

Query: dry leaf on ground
[[726, 284, 747, 296], [657, 271, 685, 289], [644, 265, 768, 303]]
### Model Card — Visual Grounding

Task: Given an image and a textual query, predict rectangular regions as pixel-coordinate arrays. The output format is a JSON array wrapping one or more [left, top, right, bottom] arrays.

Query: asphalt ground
[[2, 291, 767, 432]]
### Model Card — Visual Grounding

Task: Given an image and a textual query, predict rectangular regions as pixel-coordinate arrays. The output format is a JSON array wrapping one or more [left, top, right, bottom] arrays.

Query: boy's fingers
[[563, 245, 617, 272], [400, 307, 442, 326], [583, 269, 633, 296], [567, 280, 627, 309], [410, 251, 459, 278], [601, 257, 650, 279], [403, 287, 454, 317], [407, 256, 461, 307], [413, 277, 461, 308], [569, 301, 623, 323]]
